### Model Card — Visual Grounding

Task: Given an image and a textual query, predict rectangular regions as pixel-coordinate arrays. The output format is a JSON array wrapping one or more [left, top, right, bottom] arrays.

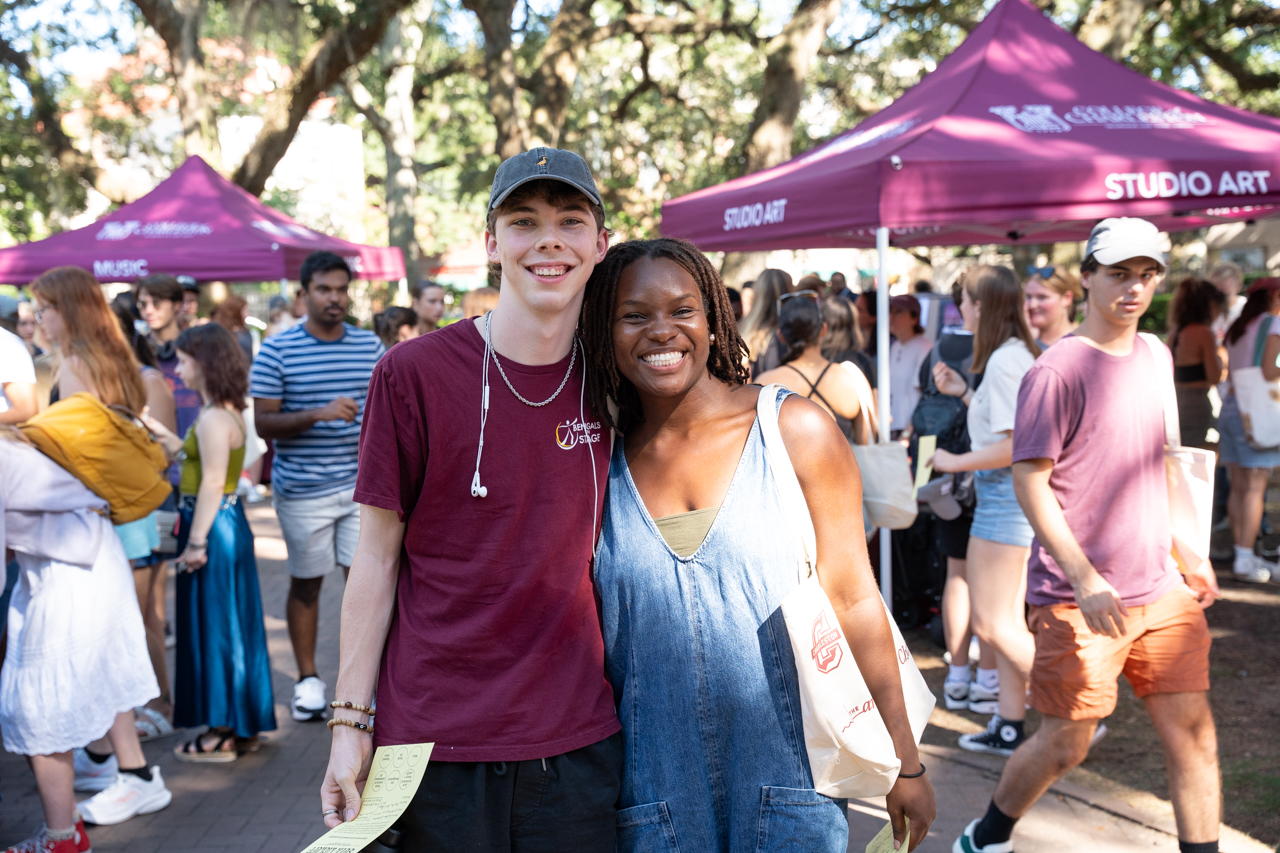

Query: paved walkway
[[0, 504, 1270, 852]]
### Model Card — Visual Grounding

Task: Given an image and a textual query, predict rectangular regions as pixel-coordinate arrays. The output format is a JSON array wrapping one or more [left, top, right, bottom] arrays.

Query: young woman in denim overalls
[[580, 239, 935, 853]]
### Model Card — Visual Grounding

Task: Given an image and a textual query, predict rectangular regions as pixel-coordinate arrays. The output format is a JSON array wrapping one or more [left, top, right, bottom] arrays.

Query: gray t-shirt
[[1013, 335, 1180, 607]]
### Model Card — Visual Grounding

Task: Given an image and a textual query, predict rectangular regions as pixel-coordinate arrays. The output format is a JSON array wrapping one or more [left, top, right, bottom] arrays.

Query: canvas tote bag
[[1138, 335, 1215, 574], [838, 362, 918, 530], [1229, 314, 1280, 450], [756, 386, 935, 799]]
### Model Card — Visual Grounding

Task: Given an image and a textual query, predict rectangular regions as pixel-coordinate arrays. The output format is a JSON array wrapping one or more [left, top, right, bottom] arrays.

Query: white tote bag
[[1229, 314, 1280, 450], [756, 386, 935, 799], [838, 363, 918, 530], [1139, 334, 1215, 574]]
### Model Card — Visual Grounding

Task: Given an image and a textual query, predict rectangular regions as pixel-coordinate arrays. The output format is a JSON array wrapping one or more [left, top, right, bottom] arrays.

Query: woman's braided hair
[[580, 237, 750, 433]]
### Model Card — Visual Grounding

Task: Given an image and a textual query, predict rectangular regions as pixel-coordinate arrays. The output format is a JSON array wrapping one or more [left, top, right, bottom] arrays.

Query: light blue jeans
[[969, 466, 1035, 548]]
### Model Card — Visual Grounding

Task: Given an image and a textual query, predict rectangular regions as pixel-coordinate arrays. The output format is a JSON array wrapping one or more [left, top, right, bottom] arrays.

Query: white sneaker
[[72, 748, 118, 793], [953, 817, 1014, 853], [292, 675, 328, 722], [77, 767, 171, 825], [944, 678, 971, 710], [1233, 553, 1272, 583], [968, 681, 999, 715]]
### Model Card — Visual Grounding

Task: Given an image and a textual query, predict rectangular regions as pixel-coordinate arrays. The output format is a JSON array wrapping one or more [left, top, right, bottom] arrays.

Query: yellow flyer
[[913, 435, 936, 499], [865, 816, 909, 853], [301, 743, 434, 853]]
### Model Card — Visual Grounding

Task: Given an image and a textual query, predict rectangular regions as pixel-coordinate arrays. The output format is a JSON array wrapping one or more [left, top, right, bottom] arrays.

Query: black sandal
[[173, 729, 238, 763]]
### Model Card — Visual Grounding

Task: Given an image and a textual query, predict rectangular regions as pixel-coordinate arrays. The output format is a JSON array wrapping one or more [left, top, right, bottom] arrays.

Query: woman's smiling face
[[612, 256, 711, 401]]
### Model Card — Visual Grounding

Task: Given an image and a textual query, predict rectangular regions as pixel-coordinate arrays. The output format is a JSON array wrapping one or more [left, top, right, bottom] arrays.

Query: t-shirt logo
[[555, 418, 602, 450], [811, 611, 844, 673]]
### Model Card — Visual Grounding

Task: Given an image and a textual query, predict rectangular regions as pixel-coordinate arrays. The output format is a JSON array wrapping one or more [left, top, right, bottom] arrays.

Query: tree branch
[[0, 34, 97, 187], [1199, 41, 1280, 92], [232, 0, 414, 195]]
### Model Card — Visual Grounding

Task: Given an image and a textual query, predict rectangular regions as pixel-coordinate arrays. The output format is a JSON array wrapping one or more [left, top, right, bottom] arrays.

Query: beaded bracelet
[[898, 762, 926, 779], [327, 717, 374, 734], [330, 700, 374, 715]]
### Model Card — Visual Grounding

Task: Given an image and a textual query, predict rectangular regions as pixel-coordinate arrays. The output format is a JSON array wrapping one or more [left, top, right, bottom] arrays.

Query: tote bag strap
[[1137, 332, 1181, 450], [1253, 314, 1275, 368], [755, 384, 817, 580], [839, 361, 881, 443]]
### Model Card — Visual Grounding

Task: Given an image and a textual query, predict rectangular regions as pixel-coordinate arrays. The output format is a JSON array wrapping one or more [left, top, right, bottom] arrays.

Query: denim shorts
[[1217, 394, 1280, 469], [969, 466, 1035, 548]]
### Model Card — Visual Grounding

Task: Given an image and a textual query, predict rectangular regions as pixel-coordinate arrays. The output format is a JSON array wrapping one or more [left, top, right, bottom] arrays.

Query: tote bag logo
[[811, 611, 844, 673]]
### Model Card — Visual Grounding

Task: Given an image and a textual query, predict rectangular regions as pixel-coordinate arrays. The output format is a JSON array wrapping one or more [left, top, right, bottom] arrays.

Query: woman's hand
[[930, 448, 965, 473], [140, 407, 183, 456], [321, 726, 375, 829], [886, 772, 936, 851], [932, 361, 967, 398], [176, 543, 208, 572]]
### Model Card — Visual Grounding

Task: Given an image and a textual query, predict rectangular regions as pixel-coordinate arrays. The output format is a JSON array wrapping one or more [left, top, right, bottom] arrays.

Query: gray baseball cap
[[0, 294, 18, 323], [1085, 217, 1167, 268], [488, 148, 602, 214]]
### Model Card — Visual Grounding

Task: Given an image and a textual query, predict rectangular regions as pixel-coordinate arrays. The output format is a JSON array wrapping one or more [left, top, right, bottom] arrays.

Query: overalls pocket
[[617, 801, 682, 853], [755, 786, 848, 853]]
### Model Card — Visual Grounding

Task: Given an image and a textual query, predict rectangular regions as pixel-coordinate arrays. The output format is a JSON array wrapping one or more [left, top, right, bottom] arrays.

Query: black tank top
[[783, 363, 856, 442]]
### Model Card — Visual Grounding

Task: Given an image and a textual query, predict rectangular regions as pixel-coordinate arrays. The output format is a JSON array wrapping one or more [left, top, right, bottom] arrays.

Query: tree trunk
[[132, 0, 223, 168], [461, 0, 526, 160], [1076, 0, 1149, 60], [232, 0, 413, 195], [381, 11, 424, 276], [526, 0, 597, 148], [723, 0, 841, 288]]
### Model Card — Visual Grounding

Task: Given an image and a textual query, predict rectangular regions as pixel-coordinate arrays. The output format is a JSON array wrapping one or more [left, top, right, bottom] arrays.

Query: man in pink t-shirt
[[954, 218, 1223, 853]]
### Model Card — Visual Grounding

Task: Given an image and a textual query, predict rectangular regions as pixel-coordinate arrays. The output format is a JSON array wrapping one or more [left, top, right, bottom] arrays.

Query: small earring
[[709, 333, 716, 343]]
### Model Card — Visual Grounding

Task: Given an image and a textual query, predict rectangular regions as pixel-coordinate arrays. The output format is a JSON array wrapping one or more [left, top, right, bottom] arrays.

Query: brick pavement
[[1, 503, 1269, 853]]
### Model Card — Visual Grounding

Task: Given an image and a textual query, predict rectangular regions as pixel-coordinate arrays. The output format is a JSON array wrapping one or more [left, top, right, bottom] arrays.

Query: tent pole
[[876, 226, 892, 611], [279, 277, 289, 298]]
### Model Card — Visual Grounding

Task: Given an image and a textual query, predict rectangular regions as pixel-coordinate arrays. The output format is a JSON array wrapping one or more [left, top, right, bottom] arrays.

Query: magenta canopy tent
[[661, 0, 1280, 252], [0, 155, 405, 284]]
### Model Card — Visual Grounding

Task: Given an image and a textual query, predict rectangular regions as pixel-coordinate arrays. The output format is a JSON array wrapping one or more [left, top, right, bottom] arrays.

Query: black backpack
[[911, 331, 977, 455]]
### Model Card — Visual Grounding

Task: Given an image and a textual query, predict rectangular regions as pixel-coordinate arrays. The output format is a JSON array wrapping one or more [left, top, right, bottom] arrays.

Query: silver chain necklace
[[483, 311, 577, 408]]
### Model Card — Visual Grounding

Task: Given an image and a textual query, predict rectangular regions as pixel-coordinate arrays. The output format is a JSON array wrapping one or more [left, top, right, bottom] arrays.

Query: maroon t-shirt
[[1012, 335, 1181, 607], [354, 320, 618, 761]]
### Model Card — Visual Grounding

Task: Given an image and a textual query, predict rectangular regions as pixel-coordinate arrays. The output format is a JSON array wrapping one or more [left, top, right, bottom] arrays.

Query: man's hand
[[1071, 567, 1129, 637], [317, 397, 359, 423], [1183, 559, 1221, 609], [321, 727, 374, 829], [886, 773, 936, 851]]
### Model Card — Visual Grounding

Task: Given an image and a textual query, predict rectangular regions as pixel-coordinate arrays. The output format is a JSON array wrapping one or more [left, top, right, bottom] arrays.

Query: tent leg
[[876, 226, 892, 611], [279, 277, 289, 298], [397, 277, 410, 307]]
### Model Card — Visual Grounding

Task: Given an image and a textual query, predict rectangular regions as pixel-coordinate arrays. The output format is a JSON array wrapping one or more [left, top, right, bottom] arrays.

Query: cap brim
[[1092, 245, 1167, 268], [488, 174, 602, 213]]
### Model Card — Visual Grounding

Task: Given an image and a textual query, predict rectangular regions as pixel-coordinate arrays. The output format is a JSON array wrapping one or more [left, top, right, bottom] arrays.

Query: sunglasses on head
[[777, 290, 821, 311], [1026, 265, 1056, 279]]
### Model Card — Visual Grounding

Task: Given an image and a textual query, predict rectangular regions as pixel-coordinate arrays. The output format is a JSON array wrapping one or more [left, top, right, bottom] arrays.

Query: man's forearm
[[334, 508, 405, 708], [255, 408, 321, 439], [1013, 460, 1093, 585]]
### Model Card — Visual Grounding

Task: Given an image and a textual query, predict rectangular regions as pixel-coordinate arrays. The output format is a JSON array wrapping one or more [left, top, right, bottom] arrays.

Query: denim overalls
[[595, 388, 849, 853]]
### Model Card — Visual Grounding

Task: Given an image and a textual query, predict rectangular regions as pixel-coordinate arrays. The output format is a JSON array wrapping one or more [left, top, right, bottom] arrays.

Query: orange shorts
[[1027, 584, 1211, 721]]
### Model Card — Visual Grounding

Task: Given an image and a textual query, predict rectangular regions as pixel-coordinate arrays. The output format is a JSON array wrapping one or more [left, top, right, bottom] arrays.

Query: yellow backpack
[[20, 392, 170, 524]]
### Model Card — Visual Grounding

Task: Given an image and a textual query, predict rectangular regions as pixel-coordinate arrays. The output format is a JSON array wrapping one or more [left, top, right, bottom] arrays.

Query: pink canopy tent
[[663, 0, 1280, 607], [0, 156, 405, 284], [661, 0, 1280, 252]]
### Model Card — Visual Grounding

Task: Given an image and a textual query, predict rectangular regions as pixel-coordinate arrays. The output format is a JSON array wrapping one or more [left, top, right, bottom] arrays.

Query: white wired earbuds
[[471, 312, 600, 535]]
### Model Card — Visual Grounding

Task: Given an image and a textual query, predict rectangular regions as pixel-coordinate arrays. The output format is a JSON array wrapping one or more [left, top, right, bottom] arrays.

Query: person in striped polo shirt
[[251, 251, 384, 722]]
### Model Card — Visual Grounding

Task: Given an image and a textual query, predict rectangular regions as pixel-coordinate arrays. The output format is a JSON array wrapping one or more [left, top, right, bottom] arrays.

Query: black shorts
[[935, 510, 974, 561], [399, 732, 622, 853]]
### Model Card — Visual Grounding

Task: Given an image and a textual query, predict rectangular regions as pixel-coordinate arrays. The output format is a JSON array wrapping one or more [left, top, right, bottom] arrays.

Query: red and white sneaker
[[2, 823, 91, 853]]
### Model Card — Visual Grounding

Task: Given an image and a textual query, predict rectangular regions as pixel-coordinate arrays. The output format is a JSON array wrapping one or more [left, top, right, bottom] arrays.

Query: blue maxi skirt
[[174, 495, 277, 738]]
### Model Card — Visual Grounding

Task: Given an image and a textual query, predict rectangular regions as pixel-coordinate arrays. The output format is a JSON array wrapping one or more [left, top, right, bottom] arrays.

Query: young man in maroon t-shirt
[[320, 149, 619, 850], [954, 218, 1222, 853]]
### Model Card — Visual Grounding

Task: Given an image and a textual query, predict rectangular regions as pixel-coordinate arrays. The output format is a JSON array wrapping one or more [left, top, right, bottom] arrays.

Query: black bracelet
[[898, 762, 926, 778]]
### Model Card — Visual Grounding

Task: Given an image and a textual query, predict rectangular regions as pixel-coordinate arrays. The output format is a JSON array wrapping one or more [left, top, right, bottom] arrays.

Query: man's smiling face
[[485, 192, 608, 318]]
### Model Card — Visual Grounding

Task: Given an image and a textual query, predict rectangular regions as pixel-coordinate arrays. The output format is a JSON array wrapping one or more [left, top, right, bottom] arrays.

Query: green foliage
[[0, 73, 86, 241], [1138, 292, 1172, 333]]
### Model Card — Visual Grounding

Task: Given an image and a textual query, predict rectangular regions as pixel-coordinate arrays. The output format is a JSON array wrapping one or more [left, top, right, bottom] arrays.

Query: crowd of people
[[0, 145, 1273, 853]]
